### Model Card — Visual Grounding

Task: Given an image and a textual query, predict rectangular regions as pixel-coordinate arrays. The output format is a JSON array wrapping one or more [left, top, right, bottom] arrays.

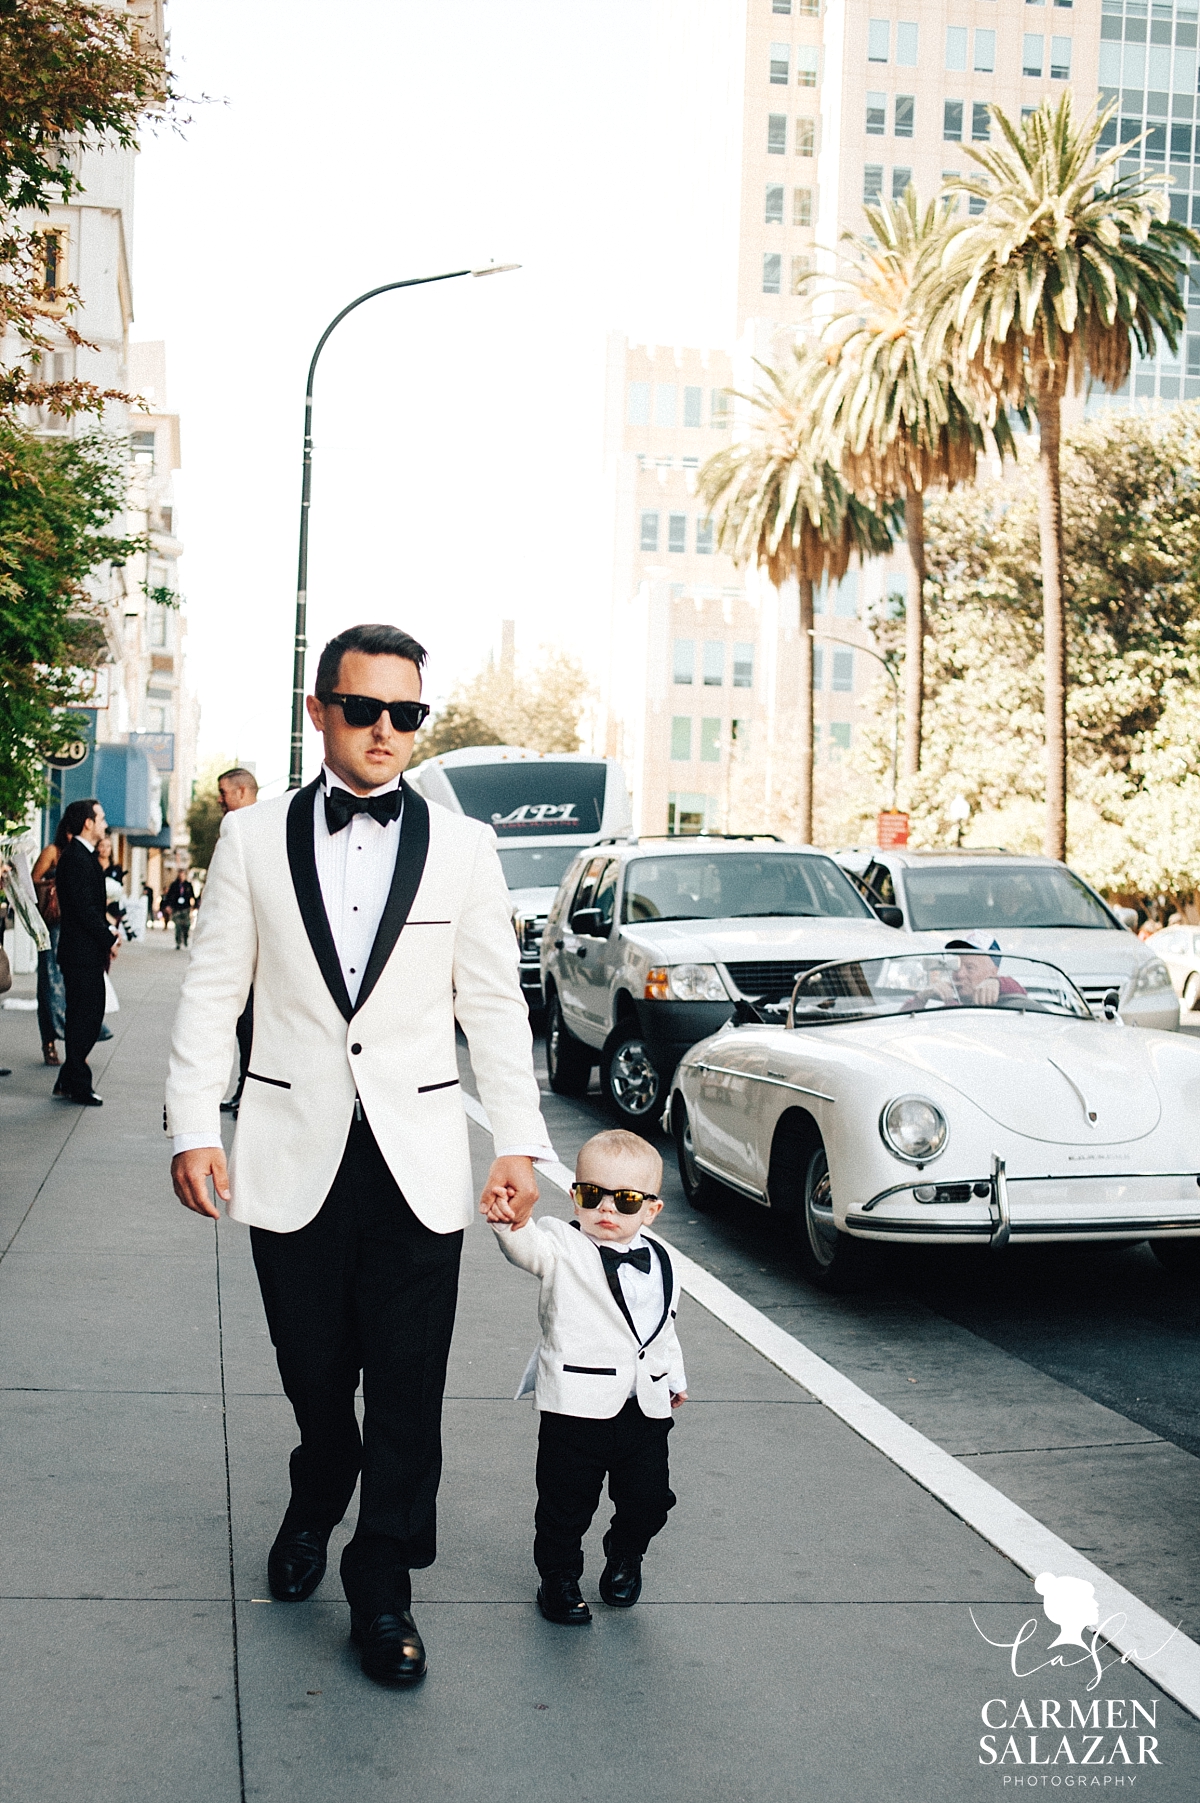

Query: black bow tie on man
[[599, 1243, 652, 1277], [324, 786, 404, 834]]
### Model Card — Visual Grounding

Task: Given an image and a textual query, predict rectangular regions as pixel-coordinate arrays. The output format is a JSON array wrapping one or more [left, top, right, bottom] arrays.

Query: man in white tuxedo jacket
[[167, 622, 552, 1687]]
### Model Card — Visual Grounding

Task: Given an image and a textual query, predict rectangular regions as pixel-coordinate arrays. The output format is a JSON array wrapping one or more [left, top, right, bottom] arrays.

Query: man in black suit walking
[[54, 798, 118, 1106]]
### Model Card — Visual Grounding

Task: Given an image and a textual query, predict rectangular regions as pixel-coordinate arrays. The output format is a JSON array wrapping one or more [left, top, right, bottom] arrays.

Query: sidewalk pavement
[[3, 936, 1199, 1802]]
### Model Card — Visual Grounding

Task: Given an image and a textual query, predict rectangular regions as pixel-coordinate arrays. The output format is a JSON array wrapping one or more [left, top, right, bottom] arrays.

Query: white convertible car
[[664, 947, 1200, 1288]]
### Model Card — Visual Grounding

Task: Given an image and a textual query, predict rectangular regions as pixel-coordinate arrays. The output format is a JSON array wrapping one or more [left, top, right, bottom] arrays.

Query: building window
[[974, 29, 995, 74], [768, 113, 787, 154], [969, 194, 986, 216], [40, 228, 68, 307], [699, 718, 721, 762], [770, 42, 790, 84], [866, 91, 886, 135], [796, 46, 818, 86], [834, 570, 859, 618], [1023, 34, 1044, 77], [683, 384, 703, 427], [972, 102, 991, 143], [763, 252, 782, 294], [944, 99, 963, 141], [131, 430, 156, 469], [667, 793, 710, 835], [772, 0, 791, 11], [765, 182, 785, 222], [668, 513, 687, 553], [945, 25, 967, 72], [150, 607, 168, 648], [673, 639, 695, 685], [733, 642, 754, 688], [670, 718, 692, 761], [640, 512, 660, 553], [711, 389, 731, 429], [791, 254, 813, 294], [627, 381, 650, 425], [795, 117, 815, 156], [892, 166, 911, 199], [696, 517, 714, 555], [832, 650, 854, 693], [829, 722, 852, 759], [895, 94, 914, 138], [798, 0, 819, 13], [655, 384, 677, 428], [1188, 336, 1200, 377], [895, 21, 918, 67], [868, 19, 889, 62], [794, 186, 813, 226], [863, 164, 884, 204], [813, 645, 824, 690], [731, 718, 751, 752], [1050, 35, 1071, 79], [703, 640, 724, 686]]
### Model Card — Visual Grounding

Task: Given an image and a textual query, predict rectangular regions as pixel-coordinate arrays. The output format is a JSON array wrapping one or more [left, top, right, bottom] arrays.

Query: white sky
[[131, 0, 747, 794]]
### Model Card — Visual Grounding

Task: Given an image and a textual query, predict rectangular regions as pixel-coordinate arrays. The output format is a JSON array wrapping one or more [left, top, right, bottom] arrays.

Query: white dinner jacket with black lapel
[[492, 1215, 683, 1419], [165, 777, 550, 1234]]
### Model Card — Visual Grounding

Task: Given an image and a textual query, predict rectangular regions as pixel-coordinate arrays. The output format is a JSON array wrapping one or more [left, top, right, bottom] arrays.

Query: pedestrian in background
[[31, 823, 68, 1066], [217, 767, 259, 1117], [54, 798, 118, 1106], [163, 868, 197, 949]]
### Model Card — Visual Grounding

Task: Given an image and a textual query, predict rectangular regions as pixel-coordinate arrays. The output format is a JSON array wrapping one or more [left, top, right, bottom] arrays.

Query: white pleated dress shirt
[[173, 763, 548, 1163], [614, 1231, 688, 1395]]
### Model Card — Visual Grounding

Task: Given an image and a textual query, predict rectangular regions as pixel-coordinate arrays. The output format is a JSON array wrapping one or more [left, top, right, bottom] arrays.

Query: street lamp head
[[471, 262, 522, 277]]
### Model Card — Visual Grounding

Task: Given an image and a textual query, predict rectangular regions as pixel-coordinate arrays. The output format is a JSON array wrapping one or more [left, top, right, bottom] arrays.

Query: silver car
[[540, 838, 905, 1126], [833, 849, 1178, 1032]]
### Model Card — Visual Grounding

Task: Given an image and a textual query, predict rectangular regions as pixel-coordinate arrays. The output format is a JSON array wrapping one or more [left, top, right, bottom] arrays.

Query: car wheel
[[1183, 973, 1200, 1012], [1151, 1237, 1200, 1279], [672, 1097, 719, 1208], [545, 992, 592, 1097], [797, 1144, 865, 1291], [601, 1024, 663, 1126]]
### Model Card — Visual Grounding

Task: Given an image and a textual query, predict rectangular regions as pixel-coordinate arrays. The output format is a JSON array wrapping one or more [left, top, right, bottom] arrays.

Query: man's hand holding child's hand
[[479, 1155, 538, 1228]]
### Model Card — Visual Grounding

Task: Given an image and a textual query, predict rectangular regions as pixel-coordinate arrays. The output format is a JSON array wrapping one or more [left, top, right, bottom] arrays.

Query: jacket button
[[350, 1043, 362, 1055]]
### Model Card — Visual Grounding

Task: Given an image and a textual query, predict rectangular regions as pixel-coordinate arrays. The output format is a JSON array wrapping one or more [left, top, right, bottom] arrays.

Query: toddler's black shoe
[[536, 1570, 592, 1625], [599, 1538, 643, 1608]]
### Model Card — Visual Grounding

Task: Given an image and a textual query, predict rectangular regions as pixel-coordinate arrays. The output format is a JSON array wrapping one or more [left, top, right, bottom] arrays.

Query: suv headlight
[[1131, 959, 1172, 995], [880, 1095, 949, 1164], [644, 963, 729, 1003]]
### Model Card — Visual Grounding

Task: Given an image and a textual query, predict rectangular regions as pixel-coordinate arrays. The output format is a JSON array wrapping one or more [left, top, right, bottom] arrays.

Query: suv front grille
[[1078, 982, 1124, 1017], [723, 959, 821, 1002]]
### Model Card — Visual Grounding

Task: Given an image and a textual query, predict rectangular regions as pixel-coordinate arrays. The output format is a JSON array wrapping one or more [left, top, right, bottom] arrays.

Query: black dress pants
[[534, 1399, 675, 1578], [59, 960, 105, 1099], [250, 1112, 463, 1613]]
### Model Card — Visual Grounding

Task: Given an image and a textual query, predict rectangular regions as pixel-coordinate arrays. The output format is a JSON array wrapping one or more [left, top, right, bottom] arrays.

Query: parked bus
[[406, 746, 632, 1007]]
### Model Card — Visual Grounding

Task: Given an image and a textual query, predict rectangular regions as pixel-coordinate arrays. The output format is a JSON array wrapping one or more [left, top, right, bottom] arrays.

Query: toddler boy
[[484, 1127, 686, 1625]]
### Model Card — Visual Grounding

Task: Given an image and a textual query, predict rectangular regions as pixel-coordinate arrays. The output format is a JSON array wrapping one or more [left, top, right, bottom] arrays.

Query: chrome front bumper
[[845, 1169, 1200, 1246]]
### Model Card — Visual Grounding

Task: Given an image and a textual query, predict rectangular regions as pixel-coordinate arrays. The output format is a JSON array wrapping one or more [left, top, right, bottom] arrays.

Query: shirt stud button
[[350, 1043, 362, 1055]]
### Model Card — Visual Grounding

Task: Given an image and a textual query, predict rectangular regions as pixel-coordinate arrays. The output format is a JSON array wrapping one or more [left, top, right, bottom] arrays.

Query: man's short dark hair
[[218, 766, 258, 794], [59, 799, 99, 843], [315, 624, 428, 700]]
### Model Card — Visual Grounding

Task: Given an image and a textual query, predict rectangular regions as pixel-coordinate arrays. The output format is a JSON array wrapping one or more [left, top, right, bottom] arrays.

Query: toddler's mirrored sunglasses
[[571, 1182, 659, 1214], [327, 692, 430, 732]]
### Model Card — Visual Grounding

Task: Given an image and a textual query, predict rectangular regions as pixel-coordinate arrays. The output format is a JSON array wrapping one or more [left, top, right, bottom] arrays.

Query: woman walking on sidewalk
[[31, 823, 69, 1066]]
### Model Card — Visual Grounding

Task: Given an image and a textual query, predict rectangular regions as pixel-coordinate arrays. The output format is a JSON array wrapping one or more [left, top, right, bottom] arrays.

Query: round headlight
[[880, 1095, 949, 1163]]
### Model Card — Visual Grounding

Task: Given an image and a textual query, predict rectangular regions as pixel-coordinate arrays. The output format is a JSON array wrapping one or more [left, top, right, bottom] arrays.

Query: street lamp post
[[288, 263, 520, 790], [810, 631, 901, 810]]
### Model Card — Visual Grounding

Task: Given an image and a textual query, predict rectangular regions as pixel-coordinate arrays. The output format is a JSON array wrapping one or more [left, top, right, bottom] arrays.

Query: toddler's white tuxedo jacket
[[492, 1215, 685, 1419], [165, 779, 550, 1234]]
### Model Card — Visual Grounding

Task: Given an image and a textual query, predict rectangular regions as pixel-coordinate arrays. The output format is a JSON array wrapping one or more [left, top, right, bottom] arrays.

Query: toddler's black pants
[[534, 1398, 675, 1577]]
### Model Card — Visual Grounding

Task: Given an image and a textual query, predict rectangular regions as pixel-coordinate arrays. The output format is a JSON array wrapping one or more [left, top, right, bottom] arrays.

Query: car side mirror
[[876, 905, 904, 928], [1102, 989, 1121, 1021], [571, 908, 608, 938]]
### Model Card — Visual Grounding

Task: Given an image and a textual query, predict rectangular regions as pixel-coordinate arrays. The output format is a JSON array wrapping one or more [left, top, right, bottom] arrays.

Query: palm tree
[[802, 187, 1014, 779], [926, 94, 1198, 859], [697, 361, 896, 843]]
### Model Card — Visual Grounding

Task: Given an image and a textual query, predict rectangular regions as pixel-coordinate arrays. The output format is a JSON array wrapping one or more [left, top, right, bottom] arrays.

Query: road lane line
[[465, 1091, 1200, 1718]]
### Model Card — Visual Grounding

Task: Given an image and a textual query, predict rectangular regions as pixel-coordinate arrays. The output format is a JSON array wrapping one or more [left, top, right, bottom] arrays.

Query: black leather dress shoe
[[599, 1542, 643, 1608], [267, 1527, 328, 1602], [536, 1571, 592, 1625], [68, 1092, 102, 1106], [350, 1610, 427, 1686]]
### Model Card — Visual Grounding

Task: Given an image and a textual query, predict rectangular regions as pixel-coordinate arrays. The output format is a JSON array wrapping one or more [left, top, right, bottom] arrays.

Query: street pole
[[810, 631, 900, 811], [288, 263, 520, 790]]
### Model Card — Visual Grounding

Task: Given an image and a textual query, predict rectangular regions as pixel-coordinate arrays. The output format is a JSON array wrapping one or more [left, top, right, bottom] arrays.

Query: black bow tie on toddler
[[599, 1244, 652, 1277], [324, 786, 403, 834]]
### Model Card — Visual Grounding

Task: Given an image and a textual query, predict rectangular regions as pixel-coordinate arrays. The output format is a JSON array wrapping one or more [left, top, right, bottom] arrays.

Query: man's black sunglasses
[[325, 693, 430, 732]]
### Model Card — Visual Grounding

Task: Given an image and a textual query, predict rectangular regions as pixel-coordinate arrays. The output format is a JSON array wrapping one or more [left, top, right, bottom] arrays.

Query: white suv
[[540, 838, 905, 1126], [833, 848, 1178, 1031]]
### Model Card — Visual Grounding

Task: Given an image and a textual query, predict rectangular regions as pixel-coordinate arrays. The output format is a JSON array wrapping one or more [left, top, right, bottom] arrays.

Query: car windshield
[[622, 853, 871, 923], [788, 954, 1092, 1028], [496, 845, 579, 891], [903, 865, 1117, 932]]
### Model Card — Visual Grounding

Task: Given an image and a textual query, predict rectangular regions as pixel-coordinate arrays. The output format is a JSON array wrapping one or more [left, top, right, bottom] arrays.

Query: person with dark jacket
[[54, 798, 118, 1105]]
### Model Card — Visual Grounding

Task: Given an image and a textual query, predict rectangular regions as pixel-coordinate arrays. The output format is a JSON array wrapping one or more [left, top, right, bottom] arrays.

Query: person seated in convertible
[[905, 940, 1027, 1010]]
